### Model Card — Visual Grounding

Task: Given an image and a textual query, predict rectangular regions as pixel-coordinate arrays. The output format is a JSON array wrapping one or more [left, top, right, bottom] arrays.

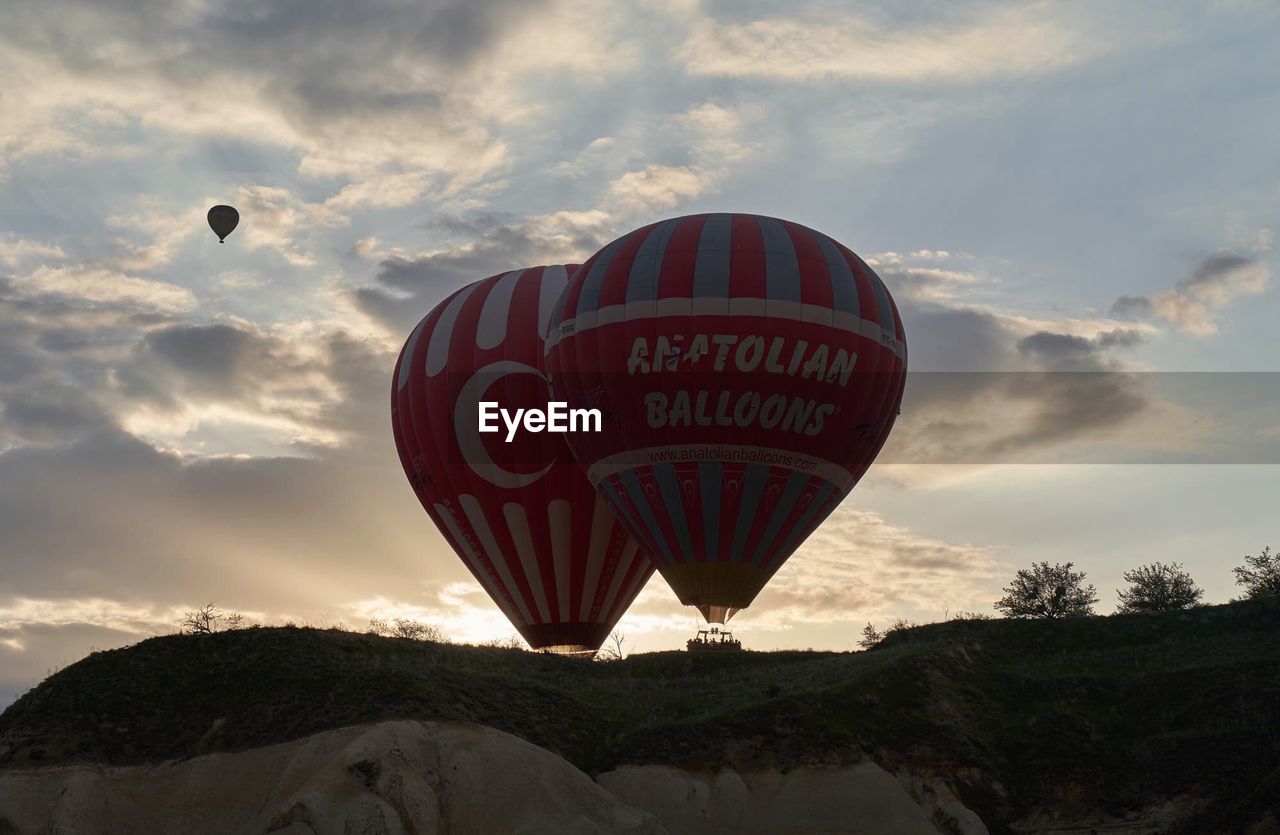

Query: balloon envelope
[[545, 213, 907, 623], [391, 266, 655, 653], [207, 205, 239, 242]]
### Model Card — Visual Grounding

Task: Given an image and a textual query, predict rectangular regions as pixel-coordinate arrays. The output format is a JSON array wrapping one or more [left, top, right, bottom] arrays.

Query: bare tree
[[392, 619, 429, 640], [887, 617, 918, 633], [181, 604, 253, 633], [366, 617, 445, 642], [182, 603, 223, 634], [1117, 562, 1203, 613], [995, 561, 1098, 619], [598, 631, 627, 661], [393, 618, 445, 642], [1234, 546, 1280, 601], [858, 622, 883, 650]]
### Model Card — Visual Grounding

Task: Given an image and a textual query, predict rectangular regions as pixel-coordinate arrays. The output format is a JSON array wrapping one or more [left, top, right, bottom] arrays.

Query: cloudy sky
[[2, 0, 1278, 706]]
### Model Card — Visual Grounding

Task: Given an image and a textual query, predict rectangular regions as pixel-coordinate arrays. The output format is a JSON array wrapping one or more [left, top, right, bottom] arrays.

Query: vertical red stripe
[[603, 549, 651, 626], [558, 257, 596, 321], [597, 222, 660, 309], [637, 466, 687, 564], [657, 214, 709, 299], [716, 463, 747, 564], [783, 222, 833, 309], [740, 467, 788, 562], [728, 214, 766, 299], [841, 244, 882, 327], [675, 461, 707, 563]]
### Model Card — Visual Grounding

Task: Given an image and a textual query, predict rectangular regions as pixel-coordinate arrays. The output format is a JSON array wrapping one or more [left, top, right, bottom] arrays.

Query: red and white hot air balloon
[[391, 265, 654, 653], [545, 214, 907, 624]]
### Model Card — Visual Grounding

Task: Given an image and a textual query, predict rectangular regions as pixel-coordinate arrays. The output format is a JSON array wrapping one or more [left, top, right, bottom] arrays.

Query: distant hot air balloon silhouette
[[391, 266, 655, 654], [207, 205, 239, 243], [545, 213, 907, 625]]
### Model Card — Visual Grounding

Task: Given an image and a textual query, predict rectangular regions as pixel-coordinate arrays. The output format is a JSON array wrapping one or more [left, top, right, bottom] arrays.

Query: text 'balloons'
[[544, 213, 907, 624]]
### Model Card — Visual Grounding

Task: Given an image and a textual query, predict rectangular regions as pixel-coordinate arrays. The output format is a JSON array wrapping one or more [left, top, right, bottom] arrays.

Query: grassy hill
[[3, 600, 1279, 832]]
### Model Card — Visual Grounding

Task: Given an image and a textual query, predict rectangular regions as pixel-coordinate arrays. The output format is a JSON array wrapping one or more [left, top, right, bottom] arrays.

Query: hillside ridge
[[3, 600, 1278, 832]]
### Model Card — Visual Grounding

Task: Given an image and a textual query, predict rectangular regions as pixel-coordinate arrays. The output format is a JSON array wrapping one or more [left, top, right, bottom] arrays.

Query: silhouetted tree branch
[[1117, 562, 1203, 613], [1234, 546, 1280, 601], [366, 617, 446, 642], [858, 622, 883, 650], [995, 562, 1097, 619], [598, 631, 627, 661], [182, 603, 222, 634]]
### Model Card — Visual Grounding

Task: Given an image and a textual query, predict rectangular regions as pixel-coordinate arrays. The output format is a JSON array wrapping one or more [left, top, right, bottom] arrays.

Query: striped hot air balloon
[[545, 214, 907, 624], [391, 265, 654, 654]]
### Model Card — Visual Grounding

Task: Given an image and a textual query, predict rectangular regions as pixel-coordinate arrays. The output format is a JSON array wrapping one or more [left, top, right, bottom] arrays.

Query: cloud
[[233, 185, 349, 267], [0, 597, 182, 635], [608, 164, 711, 212], [0, 383, 114, 446], [676, 4, 1095, 83], [1110, 252, 1269, 335], [324, 171, 435, 211], [0, 277, 183, 366], [671, 102, 762, 165], [1016, 328, 1144, 363], [104, 201, 207, 272], [102, 185, 353, 270], [0, 237, 67, 268], [759, 508, 1004, 625], [614, 507, 1005, 640], [898, 306, 1010, 372], [343, 583, 525, 645], [883, 296, 1272, 470], [126, 324, 319, 401], [598, 100, 773, 215], [106, 321, 396, 452], [877, 265, 984, 302], [0, 254, 393, 452], [881, 304, 1155, 467], [353, 209, 614, 332], [0, 429, 455, 612], [1184, 253, 1268, 303], [868, 249, 1001, 305], [0, 0, 635, 195], [8, 265, 196, 313]]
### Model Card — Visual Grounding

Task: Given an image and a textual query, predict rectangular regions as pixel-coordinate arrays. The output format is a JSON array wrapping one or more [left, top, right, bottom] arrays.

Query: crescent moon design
[[455, 360, 556, 489]]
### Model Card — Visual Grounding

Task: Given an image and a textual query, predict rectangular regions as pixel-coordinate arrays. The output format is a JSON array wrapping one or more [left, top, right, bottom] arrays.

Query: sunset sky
[[2, 0, 1278, 706]]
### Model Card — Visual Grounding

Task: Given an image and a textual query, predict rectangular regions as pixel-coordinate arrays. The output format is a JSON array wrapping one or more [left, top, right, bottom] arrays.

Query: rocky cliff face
[[0, 720, 981, 834], [598, 762, 988, 835]]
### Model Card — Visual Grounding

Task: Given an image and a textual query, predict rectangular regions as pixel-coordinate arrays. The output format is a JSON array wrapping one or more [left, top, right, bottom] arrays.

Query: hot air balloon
[[391, 265, 655, 654], [207, 205, 239, 243], [545, 214, 907, 625]]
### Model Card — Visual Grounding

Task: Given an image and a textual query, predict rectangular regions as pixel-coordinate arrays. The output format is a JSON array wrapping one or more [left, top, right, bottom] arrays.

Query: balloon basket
[[686, 625, 742, 653], [538, 645, 598, 659]]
